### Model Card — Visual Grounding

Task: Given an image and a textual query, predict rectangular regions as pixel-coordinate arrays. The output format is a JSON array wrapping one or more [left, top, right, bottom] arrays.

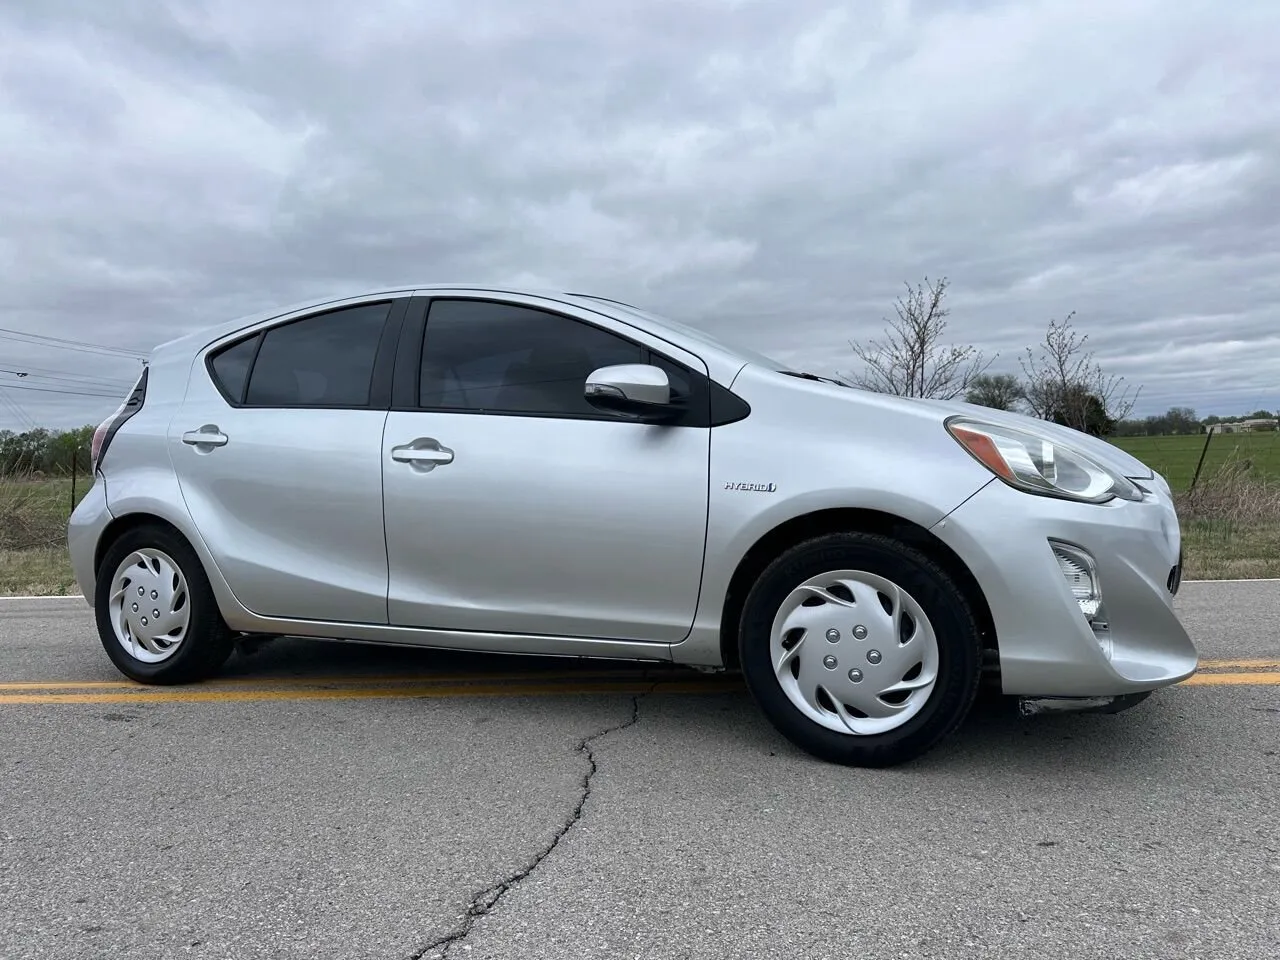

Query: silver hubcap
[[108, 549, 191, 664], [769, 569, 940, 736]]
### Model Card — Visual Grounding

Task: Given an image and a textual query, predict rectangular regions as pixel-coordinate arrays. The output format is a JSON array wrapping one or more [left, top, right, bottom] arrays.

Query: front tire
[[738, 532, 982, 767], [95, 524, 235, 684]]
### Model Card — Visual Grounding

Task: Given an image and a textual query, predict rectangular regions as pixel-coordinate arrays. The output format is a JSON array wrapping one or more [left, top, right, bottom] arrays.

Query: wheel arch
[[94, 512, 194, 578], [717, 507, 997, 672]]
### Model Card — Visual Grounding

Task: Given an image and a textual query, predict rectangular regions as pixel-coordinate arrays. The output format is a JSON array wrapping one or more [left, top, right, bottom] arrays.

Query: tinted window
[[209, 333, 260, 403], [244, 302, 391, 407], [419, 300, 643, 416]]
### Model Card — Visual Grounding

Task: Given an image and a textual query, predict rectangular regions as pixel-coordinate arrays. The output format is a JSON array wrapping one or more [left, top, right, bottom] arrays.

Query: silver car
[[68, 285, 1198, 766]]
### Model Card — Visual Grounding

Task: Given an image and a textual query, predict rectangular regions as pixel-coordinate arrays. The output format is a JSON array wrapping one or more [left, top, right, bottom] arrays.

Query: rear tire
[[738, 532, 982, 767], [95, 524, 234, 684]]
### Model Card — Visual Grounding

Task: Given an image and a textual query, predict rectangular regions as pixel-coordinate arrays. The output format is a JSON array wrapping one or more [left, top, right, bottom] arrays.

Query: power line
[[0, 382, 125, 400], [0, 327, 148, 361], [0, 387, 37, 431], [0, 368, 135, 391], [0, 325, 147, 357], [0, 363, 135, 388]]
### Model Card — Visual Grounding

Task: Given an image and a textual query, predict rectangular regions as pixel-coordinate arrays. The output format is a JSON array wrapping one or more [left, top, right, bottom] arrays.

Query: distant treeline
[[0, 426, 94, 476], [1109, 408, 1276, 437]]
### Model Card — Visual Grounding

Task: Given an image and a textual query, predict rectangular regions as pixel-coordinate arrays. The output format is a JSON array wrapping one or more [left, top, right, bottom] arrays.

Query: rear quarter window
[[208, 333, 260, 404]]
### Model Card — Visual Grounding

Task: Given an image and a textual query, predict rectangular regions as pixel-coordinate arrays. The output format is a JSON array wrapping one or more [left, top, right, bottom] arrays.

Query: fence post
[[1189, 428, 1214, 492], [70, 449, 77, 515]]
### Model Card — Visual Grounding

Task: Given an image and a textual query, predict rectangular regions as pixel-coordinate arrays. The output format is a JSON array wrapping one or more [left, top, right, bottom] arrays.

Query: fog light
[[1050, 540, 1113, 660], [1051, 542, 1101, 619]]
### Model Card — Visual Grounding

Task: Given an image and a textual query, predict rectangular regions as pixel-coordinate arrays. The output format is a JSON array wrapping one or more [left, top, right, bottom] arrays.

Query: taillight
[[91, 367, 149, 473], [90, 418, 113, 470]]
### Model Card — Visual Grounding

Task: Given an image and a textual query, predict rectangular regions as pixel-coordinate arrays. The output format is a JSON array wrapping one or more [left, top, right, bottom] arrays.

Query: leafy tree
[[965, 373, 1024, 411], [1042, 383, 1115, 437], [0, 426, 94, 476], [1164, 407, 1200, 435], [1110, 419, 1147, 437]]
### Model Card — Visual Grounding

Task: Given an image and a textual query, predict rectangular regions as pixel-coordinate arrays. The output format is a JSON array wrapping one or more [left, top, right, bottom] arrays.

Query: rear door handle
[[182, 426, 228, 448], [392, 438, 454, 471]]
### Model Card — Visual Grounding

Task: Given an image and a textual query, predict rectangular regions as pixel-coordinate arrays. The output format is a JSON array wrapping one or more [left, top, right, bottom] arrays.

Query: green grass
[[1109, 432, 1280, 492], [0, 546, 80, 595], [1180, 519, 1280, 580]]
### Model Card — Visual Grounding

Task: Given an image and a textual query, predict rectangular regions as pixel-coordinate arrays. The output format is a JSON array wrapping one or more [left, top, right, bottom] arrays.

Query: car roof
[[151, 284, 787, 382]]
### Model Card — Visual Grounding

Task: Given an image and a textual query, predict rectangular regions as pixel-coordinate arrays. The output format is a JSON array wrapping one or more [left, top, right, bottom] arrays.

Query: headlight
[[945, 418, 1143, 504]]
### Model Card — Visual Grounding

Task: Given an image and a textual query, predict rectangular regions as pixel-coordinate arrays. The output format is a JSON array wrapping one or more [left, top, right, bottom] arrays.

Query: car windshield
[[570, 295, 797, 372]]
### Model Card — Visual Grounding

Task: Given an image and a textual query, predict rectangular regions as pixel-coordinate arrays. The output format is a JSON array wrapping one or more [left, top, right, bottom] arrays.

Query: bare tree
[[840, 276, 993, 400], [965, 373, 1024, 411], [1019, 312, 1140, 436]]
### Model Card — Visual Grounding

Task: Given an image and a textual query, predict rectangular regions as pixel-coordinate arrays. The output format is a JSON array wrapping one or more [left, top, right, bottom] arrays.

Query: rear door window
[[236, 302, 392, 408]]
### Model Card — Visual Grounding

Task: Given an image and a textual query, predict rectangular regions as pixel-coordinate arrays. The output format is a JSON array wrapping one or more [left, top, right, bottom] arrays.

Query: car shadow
[[222, 633, 686, 680]]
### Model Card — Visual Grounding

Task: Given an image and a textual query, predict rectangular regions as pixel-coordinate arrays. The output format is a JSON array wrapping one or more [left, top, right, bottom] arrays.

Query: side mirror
[[584, 364, 680, 422]]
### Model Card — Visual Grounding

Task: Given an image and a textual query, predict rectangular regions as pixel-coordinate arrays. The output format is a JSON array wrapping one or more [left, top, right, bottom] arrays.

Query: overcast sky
[[2, 0, 1278, 430]]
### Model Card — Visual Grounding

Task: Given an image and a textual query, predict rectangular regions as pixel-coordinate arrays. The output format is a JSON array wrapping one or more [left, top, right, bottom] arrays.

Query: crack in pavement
[[408, 692, 649, 960]]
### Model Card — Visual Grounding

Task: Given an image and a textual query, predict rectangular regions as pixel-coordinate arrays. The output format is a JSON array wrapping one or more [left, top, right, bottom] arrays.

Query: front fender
[[677, 403, 995, 665]]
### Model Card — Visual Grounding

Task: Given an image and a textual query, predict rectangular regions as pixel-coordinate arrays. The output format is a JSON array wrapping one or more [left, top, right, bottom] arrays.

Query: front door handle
[[182, 426, 229, 448], [392, 438, 454, 472]]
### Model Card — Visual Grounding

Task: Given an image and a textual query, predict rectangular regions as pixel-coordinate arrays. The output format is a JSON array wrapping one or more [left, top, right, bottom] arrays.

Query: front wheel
[[95, 524, 235, 684], [738, 532, 983, 767]]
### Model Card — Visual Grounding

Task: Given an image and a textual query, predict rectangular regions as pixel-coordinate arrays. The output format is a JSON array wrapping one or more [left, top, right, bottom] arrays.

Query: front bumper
[[932, 476, 1197, 698], [67, 475, 113, 605]]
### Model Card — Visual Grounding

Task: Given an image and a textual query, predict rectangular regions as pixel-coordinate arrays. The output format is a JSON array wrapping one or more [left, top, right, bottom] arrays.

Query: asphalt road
[[1, 582, 1278, 960]]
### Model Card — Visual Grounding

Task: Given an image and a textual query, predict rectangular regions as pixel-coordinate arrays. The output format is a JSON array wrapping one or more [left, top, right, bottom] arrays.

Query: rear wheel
[[95, 524, 235, 684], [738, 532, 982, 767]]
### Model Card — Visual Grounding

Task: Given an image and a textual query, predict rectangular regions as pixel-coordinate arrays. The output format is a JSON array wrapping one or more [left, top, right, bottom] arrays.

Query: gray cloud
[[1, 0, 1277, 429]]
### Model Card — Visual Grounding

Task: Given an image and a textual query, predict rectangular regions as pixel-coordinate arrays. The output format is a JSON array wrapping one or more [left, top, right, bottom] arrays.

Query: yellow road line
[[0, 678, 744, 705], [1, 658, 1277, 705], [1179, 671, 1280, 687], [0, 669, 673, 692], [0, 671, 1276, 705], [0, 680, 135, 689], [0, 654, 1273, 690], [1197, 658, 1280, 671]]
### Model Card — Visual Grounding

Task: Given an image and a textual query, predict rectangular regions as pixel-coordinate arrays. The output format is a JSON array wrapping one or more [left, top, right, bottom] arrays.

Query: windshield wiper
[[780, 370, 847, 387]]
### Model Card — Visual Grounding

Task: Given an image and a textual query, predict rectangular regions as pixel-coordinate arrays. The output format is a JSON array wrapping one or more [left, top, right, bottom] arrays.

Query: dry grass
[[0, 474, 84, 596], [0, 476, 77, 550], [0, 546, 80, 596], [1173, 454, 1280, 579]]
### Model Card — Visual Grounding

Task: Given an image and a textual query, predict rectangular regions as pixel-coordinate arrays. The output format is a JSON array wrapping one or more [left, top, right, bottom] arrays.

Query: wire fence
[[0, 456, 87, 551], [1112, 430, 1279, 493]]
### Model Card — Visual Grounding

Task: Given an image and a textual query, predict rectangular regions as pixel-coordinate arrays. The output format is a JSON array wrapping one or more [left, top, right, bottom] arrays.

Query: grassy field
[[0, 546, 81, 595], [1, 443, 1277, 595], [1109, 431, 1280, 492], [0, 476, 86, 595], [1109, 433, 1280, 578], [1178, 519, 1280, 580]]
